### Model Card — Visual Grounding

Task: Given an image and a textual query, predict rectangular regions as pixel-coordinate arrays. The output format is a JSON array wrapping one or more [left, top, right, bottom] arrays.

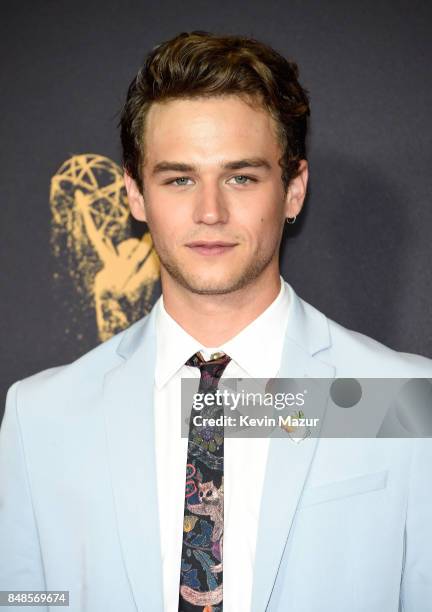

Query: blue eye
[[172, 177, 190, 186], [232, 175, 255, 184]]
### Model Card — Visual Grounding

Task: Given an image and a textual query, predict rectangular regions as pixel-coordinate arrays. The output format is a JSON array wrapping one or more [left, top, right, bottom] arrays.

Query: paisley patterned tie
[[178, 350, 232, 612]]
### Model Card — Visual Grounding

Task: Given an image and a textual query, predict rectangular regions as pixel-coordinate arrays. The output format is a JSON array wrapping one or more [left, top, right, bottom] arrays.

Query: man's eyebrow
[[223, 158, 272, 171], [151, 161, 197, 175], [151, 157, 272, 175]]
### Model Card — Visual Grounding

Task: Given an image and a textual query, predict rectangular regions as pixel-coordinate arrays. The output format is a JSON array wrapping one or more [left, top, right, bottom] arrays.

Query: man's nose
[[192, 183, 229, 225]]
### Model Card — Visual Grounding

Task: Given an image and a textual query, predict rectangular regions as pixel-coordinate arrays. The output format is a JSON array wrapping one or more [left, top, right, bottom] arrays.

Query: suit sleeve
[[0, 381, 47, 603], [400, 437, 432, 611]]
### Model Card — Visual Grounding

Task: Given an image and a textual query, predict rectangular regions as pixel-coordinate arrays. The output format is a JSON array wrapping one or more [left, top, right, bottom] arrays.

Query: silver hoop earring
[[286, 216, 296, 224]]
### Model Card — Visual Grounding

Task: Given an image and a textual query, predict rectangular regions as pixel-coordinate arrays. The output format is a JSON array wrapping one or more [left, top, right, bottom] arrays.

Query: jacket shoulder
[[326, 316, 432, 377], [6, 314, 150, 408]]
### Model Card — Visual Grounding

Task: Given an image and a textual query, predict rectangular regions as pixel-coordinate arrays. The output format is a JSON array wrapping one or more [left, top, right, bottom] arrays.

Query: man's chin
[[180, 277, 242, 295], [166, 268, 248, 295]]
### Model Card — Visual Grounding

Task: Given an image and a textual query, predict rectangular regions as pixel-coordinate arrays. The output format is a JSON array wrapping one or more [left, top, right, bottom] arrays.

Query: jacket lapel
[[251, 288, 336, 612], [102, 306, 163, 612]]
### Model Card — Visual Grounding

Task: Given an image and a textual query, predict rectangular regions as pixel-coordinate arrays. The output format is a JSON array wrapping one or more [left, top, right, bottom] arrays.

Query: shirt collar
[[154, 275, 290, 389]]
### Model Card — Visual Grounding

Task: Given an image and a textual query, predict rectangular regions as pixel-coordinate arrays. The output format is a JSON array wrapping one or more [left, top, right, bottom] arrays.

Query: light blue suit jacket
[[1, 282, 432, 612]]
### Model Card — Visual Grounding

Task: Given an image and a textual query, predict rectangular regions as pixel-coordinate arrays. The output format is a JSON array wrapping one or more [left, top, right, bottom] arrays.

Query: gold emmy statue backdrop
[[50, 154, 160, 342]]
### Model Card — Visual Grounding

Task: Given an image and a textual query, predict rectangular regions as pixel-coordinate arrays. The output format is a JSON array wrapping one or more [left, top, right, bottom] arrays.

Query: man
[[1, 30, 431, 612]]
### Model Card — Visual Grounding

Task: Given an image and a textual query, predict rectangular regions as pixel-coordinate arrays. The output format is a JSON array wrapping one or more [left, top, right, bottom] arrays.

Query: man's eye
[[231, 175, 256, 185], [168, 177, 192, 186]]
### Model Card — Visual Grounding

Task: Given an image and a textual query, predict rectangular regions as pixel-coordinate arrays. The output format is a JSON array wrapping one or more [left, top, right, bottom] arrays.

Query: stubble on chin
[[157, 248, 276, 296]]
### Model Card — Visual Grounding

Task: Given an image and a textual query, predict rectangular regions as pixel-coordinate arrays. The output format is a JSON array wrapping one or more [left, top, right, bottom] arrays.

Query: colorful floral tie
[[178, 351, 232, 612]]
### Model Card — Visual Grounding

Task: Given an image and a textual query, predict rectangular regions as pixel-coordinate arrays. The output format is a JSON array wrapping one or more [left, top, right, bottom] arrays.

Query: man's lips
[[185, 241, 238, 256]]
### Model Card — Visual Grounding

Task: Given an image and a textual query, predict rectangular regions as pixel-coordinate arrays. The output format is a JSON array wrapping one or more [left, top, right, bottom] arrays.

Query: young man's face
[[125, 95, 308, 295]]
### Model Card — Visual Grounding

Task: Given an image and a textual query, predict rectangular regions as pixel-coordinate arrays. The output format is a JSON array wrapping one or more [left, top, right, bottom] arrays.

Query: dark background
[[1, 0, 431, 420]]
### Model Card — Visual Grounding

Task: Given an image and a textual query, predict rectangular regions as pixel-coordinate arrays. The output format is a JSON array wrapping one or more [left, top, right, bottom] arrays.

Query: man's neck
[[160, 268, 282, 346]]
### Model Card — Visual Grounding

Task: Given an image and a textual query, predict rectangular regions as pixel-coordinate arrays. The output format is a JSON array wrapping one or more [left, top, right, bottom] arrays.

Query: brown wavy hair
[[120, 30, 310, 193]]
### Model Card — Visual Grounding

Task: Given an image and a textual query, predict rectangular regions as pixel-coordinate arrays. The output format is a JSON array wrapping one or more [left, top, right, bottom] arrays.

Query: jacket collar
[[116, 279, 332, 364]]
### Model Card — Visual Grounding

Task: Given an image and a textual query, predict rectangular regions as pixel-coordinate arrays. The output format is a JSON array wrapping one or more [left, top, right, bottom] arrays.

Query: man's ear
[[283, 159, 308, 219], [123, 171, 147, 222]]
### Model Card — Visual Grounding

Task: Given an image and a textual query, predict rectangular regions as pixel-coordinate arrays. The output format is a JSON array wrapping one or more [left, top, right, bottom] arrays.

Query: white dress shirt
[[154, 276, 291, 611]]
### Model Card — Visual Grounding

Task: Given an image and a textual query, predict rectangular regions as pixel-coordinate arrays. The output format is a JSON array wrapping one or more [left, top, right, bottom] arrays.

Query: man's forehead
[[143, 97, 281, 166], [144, 95, 276, 135]]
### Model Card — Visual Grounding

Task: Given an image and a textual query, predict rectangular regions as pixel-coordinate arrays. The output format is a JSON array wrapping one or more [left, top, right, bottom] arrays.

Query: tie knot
[[185, 351, 231, 386]]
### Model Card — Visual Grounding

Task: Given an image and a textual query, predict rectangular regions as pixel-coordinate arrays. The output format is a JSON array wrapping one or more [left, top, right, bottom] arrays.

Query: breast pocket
[[299, 469, 389, 508]]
